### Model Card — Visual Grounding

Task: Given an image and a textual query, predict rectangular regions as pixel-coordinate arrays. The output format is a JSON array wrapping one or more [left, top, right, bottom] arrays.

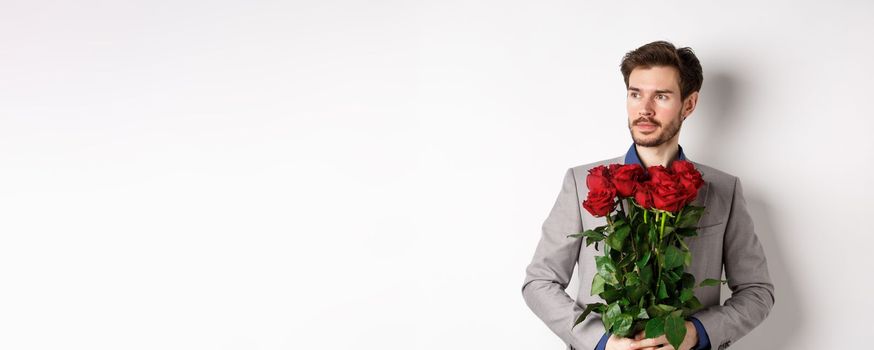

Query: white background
[[1, 1, 872, 349]]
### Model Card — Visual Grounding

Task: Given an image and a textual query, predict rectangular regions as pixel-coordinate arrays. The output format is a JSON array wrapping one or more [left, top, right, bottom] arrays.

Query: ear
[[682, 91, 699, 119]]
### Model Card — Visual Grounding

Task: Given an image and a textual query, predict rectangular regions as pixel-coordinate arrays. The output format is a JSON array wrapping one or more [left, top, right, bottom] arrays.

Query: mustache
[[634, 118, 660, 126]]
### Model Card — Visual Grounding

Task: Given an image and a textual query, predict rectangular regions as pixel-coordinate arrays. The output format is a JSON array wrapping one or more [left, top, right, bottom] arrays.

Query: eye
[[629, 92, 639, 98], [656, 94, 668, 100]]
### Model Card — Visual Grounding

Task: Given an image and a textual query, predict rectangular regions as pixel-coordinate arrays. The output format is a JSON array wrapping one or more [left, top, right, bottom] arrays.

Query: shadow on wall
[[731, 195, 802, 350], [691, 70, 742, 162], [699, 69, 802, 349]]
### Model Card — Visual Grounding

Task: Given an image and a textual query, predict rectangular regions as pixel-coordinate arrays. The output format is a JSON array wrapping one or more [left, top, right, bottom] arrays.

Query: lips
[[636, 123, 657, 131]]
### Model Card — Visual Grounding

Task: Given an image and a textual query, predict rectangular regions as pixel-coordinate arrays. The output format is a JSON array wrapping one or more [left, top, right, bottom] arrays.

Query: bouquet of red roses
[[567, 160, 725, 349]]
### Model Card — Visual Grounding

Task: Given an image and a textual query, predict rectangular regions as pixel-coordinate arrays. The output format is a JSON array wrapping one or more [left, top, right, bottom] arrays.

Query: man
[[521, 41, 775, 350]]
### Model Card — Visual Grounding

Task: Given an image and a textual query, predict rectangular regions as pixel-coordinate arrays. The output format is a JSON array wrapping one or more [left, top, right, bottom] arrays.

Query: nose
[[639, 99, 654, 117]]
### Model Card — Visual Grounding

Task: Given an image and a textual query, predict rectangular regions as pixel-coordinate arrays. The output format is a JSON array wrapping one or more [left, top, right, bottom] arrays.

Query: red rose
[[669, 159, 696, 174], [586, 165, 614, 192], [652, 181, 687, 212], [583, 187, 617, 217], [647, 165, 674, 186], [608, 164, 623, 178], [634, 181, 654, 209], [610, 164, 644, 197], [671, 160, 704, 203], [647, 165, 688, 212]]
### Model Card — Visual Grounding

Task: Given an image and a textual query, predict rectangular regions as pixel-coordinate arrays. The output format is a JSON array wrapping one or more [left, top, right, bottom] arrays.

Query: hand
[[605, 333, 638, 350], [628, 321, 698, 350], [605, 331, 662, 350]]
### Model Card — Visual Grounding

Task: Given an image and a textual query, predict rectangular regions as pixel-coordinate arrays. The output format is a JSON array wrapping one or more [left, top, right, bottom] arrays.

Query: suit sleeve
[[522, 168, 607, 349], [690, 177, 776, 349]]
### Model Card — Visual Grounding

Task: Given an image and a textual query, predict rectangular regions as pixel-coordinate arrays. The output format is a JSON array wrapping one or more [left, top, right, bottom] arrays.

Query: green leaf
[[635, 221, 649, 237], [571, 229, 608, 240], [664, 315, 687, 350], [676, 206, 705, 228], [645, 316, 665, 338], [625, 305, 640, 318], [601, 286, 622, 304], [585, 229, 606, 239], [591, 274, 606, 296], [573, 303, 604, 327], [603, 303, 622, 330], [698, 278, 727, 287], [624, 272, 640, 287], [629, 282, 647, 304], [681, 273, 696, 290], [639, 264, 653, 285], [676, 227, 698, 237], [636, 250, 651, 270], [664, 245, 684, 270], [657, 279, 668, 299], [613, 314, 633, 336], [646, 304, 676, 318], [679, 288, 694, 303], [662, 225, 675, 236], [618, 251, 637, 269], [684, 296, 703, 312], [607, 223, 631, 252], [648, 225, 658, 244], [636, 307, 649, 319], [585, 237, 597, 247], [595, 256, 619, 285], [664, 268, 682, 283]]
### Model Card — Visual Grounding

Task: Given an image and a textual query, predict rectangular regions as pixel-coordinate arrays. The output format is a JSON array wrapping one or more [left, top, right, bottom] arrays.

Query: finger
[[631, 336, 668, 349]]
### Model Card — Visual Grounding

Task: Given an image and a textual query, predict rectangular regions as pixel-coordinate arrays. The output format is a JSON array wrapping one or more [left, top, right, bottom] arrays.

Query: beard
[[628, 111, 684, 147]]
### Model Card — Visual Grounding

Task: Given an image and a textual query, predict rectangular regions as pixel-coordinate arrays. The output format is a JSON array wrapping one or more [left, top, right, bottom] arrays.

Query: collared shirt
[[623, 143, 687, 169], [594, 143, 712, 350]]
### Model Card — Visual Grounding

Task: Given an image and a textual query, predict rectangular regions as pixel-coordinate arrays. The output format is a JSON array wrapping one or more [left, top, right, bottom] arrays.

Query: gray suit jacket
[[522, 154, 775, 350]]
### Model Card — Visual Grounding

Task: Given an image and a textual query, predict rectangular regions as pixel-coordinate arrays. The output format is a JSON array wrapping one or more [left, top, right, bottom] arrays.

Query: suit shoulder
[[691, 162, 739, 183], [692, 162, 737, 179]]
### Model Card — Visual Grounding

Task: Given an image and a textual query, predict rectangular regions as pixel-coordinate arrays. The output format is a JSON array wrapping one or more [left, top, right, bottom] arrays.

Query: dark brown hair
[[620, 41, 703, 100]]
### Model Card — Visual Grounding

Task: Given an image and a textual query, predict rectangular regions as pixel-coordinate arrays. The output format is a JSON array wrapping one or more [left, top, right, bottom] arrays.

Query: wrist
[[686, 321, 699, 347]]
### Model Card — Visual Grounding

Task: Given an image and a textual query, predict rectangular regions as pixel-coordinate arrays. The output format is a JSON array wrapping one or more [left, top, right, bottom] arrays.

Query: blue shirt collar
[[624, 143, 687, 168]]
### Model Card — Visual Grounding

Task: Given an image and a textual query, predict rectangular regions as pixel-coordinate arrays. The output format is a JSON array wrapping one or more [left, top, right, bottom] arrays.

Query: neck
[[635, 140, 680, 168]]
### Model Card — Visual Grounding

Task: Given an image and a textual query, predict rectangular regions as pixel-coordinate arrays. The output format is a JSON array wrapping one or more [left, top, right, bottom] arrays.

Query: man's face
[[626, 66, 688, 147]]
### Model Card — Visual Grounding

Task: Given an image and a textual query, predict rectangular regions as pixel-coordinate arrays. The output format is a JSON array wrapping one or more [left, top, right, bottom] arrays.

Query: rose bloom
[[586, 165, 613, 193], [610, 164, 644, 197], [634, 181, 654, 210], [670, 160, 704, 203], [583, 187, 617, 217], [651, 180, 687, 212], [647, 165, 688, 212]]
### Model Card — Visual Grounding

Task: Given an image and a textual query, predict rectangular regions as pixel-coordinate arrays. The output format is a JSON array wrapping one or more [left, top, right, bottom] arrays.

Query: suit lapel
[[687, 158, 711, 208]]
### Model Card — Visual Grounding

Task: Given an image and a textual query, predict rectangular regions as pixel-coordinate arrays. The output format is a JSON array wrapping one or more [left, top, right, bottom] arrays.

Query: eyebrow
[[628, 86, 676, 94]]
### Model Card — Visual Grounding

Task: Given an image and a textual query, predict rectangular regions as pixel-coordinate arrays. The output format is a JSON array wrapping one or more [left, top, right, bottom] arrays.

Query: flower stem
[[659, 211, 666, 240]]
